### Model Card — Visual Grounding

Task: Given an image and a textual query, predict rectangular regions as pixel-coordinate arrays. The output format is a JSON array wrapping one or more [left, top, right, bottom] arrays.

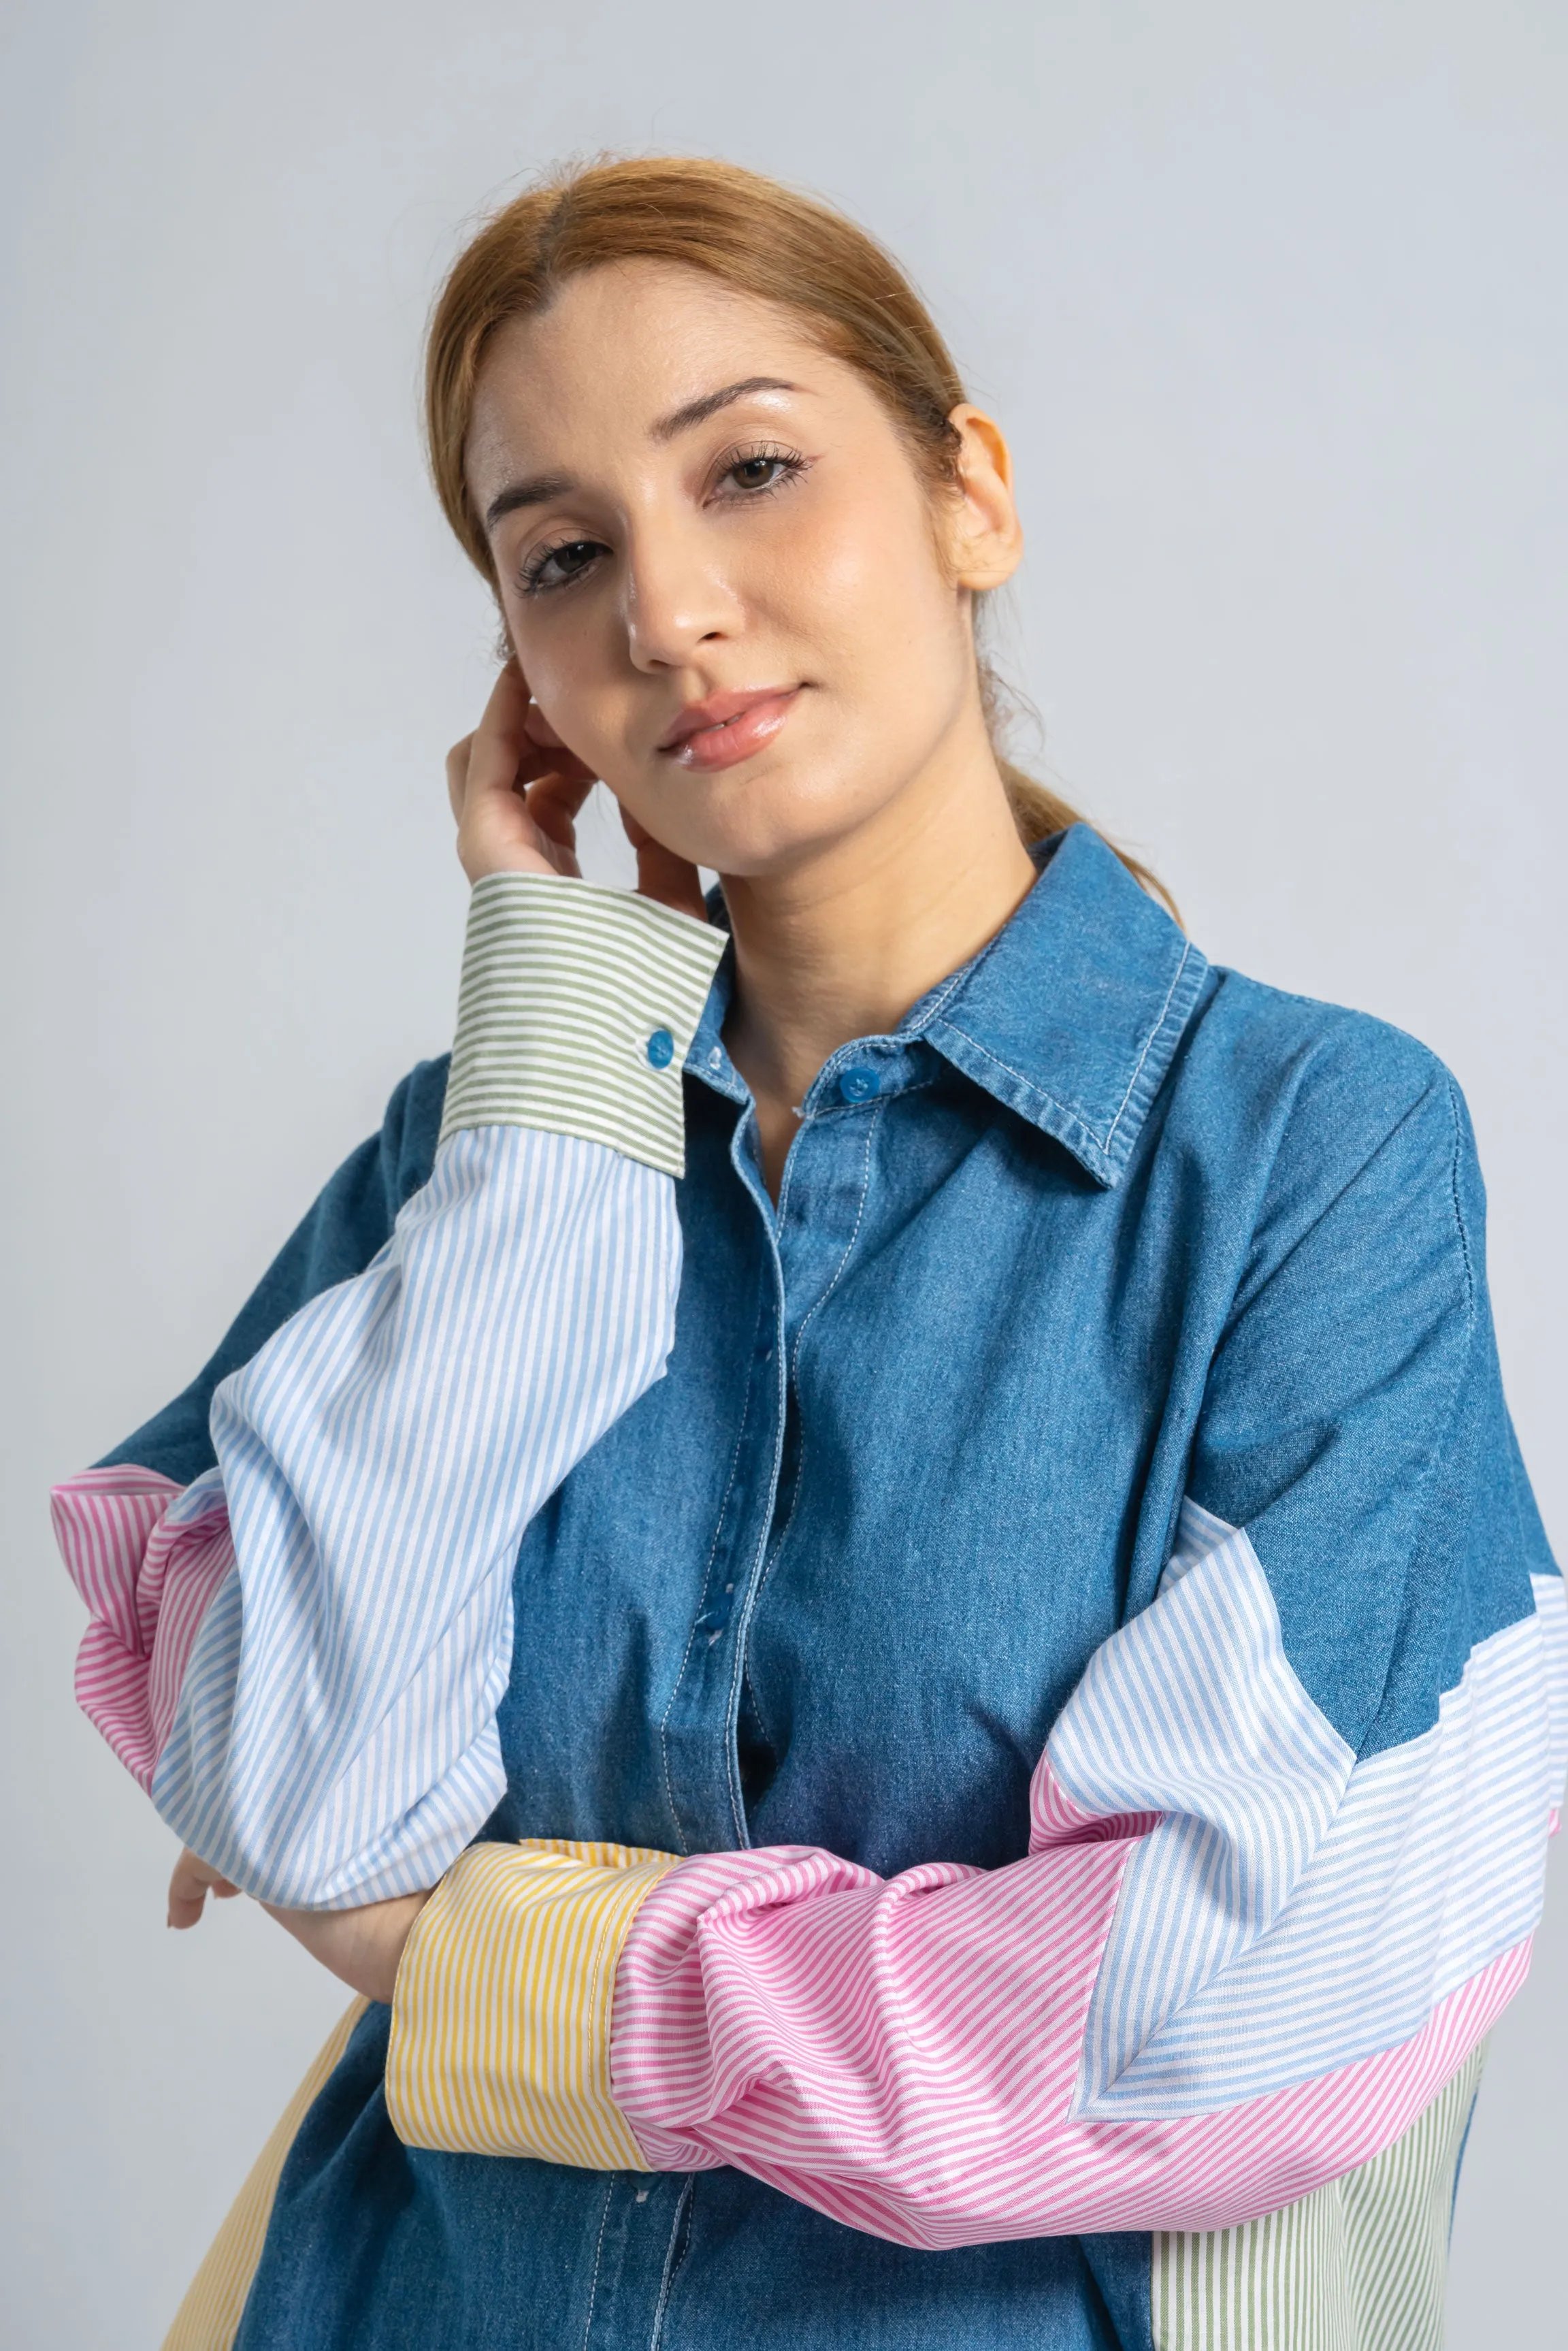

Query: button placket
[[662, 1054, 892, 1851], [720, 1095, 881, 1841], [655, 1214, 787, 1855]]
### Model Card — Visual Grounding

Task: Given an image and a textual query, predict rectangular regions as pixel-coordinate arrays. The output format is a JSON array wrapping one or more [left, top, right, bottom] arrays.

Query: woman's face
[[465, 261, 1021, 877]]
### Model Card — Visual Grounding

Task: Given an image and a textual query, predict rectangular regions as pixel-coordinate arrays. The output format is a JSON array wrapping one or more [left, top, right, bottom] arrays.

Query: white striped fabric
[[1062, 1513, 1565, 2116], [1057, 1510, 1354, 2112], [153, 1122, 686, 1907], [1537, 1565, 1568, 1808], [440, 872, 725, 1177], [1134, 1594, 1555, 2105], [374, 1525, 1556, 2243], [1151, 2039, 1486, 2350], [596, 1510, 1556, 2243], [134, 877, 724, 1909], [1162, 1494, 1239, 1585]]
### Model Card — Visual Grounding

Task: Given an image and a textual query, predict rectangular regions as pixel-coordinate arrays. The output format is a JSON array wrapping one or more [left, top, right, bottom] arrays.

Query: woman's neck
[[719, 716, 1039, 1199]]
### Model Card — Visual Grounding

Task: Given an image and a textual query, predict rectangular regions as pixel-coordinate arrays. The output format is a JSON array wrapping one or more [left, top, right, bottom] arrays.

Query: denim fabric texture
[[107, 826, 1553, 2351]]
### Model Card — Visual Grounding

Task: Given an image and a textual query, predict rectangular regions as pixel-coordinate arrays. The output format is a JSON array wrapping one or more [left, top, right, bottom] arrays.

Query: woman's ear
[[945, 405, 1024, 593]]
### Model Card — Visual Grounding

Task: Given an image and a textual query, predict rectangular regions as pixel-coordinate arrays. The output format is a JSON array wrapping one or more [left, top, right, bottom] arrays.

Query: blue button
[[646, 1027, 675, 1069], [838, 1065, 880, 1103]]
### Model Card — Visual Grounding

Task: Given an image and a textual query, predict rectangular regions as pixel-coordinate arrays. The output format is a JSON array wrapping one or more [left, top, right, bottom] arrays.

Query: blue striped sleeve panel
[[1049, 1500, 1567, 2119], [148, 877, 725, 1908]]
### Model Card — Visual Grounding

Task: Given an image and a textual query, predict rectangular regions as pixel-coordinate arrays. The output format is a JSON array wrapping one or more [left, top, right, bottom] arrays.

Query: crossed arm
[[52, 685, 1568, 2240]]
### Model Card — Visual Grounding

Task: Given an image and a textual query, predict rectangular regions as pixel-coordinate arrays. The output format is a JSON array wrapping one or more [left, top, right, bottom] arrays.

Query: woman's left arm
[[384, 1060, 1567, 2238], [53, 873, 725, 1912]]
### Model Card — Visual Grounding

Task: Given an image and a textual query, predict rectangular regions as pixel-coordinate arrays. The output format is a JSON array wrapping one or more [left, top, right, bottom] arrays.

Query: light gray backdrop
[[2, 3, 1562, 2344]]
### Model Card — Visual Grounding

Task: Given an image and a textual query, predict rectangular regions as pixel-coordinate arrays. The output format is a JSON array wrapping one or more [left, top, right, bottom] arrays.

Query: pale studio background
[[1, 3, 1563, 2344]]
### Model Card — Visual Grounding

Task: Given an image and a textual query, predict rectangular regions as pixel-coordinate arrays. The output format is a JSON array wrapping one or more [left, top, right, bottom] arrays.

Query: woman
[[54, 158, 1564, 2351]]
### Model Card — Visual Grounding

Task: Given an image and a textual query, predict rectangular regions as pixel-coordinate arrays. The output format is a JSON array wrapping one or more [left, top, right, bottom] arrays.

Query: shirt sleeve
[[52, 874, 725, 1909], [384, 1059, 1567, 2245]]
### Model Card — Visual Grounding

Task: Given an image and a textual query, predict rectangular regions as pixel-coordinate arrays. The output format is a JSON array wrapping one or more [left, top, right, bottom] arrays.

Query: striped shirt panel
[[440, 872, 728, 1176], [56, 877, 725, 1909], [607, 1843, 1524, 2247], [385, 1839, 679, 2169], [1151, 2038, 1486, 2350], [1060, 1514, 1564, 2115], [372, 1506, 1559, 2245], [166, 1999, 1488, 2351], [151, 1124, 685, 1907]]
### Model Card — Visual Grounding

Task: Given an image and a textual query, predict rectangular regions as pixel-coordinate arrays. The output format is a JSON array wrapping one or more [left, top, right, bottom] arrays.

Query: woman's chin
[[683, 813, 869, 883], [636, 759, 889, 882]]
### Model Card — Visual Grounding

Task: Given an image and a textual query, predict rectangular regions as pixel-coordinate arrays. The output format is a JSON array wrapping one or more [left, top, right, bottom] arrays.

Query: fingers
[[449, 664, 702, 909], [448, 662, 593, 885], [459, 663, 534, 814], [445, 732, 475, 825], [167, 1845, 239, 1930], [445, 664, 527, 826], [167, 1879, 206, 1930], [526, 767, 598, 855]]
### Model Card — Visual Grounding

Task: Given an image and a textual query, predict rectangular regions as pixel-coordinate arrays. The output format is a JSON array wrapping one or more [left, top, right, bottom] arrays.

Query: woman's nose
[[621, 521, 744, 671]]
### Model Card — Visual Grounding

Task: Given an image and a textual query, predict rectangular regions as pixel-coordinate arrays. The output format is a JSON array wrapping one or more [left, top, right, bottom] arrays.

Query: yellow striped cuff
[[385, 1838, 679, 2169], [438, 874, 728, 1178]]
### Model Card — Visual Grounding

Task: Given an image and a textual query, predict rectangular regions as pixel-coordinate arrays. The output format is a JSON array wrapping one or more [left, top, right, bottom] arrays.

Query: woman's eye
[[717, 448, 807, 498], [521, 538, 606, 595]]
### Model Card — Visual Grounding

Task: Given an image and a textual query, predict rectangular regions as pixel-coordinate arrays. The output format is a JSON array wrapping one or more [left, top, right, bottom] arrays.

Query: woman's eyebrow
[[483, 379, 806, 530], [484, 471, 576, 530], [651, 376, 803, 442]]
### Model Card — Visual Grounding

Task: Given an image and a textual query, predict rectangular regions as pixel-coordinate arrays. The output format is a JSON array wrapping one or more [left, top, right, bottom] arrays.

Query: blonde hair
[[425, 154, 1172, 913]]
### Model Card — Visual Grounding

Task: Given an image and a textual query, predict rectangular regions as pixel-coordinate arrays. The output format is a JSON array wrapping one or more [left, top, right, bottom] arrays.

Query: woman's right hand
[[446, 659, 598, 886], [447, 659, 709, 921]]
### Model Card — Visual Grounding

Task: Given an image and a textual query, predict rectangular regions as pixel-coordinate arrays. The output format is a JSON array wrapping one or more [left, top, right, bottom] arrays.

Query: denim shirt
[[105, 825, 1560, 2351]]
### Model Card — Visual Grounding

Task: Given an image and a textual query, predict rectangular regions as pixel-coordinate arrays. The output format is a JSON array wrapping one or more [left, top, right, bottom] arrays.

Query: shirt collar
[[687, 824, 1208, 1188]]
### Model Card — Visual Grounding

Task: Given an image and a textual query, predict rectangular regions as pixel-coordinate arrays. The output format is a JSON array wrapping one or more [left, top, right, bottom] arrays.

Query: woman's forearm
[[385, 1497, 1565, 2241]]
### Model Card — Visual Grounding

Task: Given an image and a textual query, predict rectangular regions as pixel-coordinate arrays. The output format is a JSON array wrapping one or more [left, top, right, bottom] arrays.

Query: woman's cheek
[[786, 493, 956, 674], [514, 638, 621, 777]]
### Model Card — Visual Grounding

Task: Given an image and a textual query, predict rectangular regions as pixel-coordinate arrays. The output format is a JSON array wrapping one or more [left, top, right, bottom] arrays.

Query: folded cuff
[[385, 1837, 680, 2168], [439, 873, 728, 1177]]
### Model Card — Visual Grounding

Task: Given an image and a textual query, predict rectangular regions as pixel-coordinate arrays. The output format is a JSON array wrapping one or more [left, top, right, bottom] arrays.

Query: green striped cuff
[[439, 873, 728, 1178]]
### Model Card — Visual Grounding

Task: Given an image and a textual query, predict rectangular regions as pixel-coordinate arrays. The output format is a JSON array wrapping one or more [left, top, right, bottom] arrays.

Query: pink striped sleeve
[[51, 1466, 235, 1791], [600, 1524, 1563, 2245], [606, 1766, 1531, 2248]]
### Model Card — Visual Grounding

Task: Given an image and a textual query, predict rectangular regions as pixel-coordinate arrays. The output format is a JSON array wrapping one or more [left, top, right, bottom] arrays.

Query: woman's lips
[[658, 687, 800, 773]]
